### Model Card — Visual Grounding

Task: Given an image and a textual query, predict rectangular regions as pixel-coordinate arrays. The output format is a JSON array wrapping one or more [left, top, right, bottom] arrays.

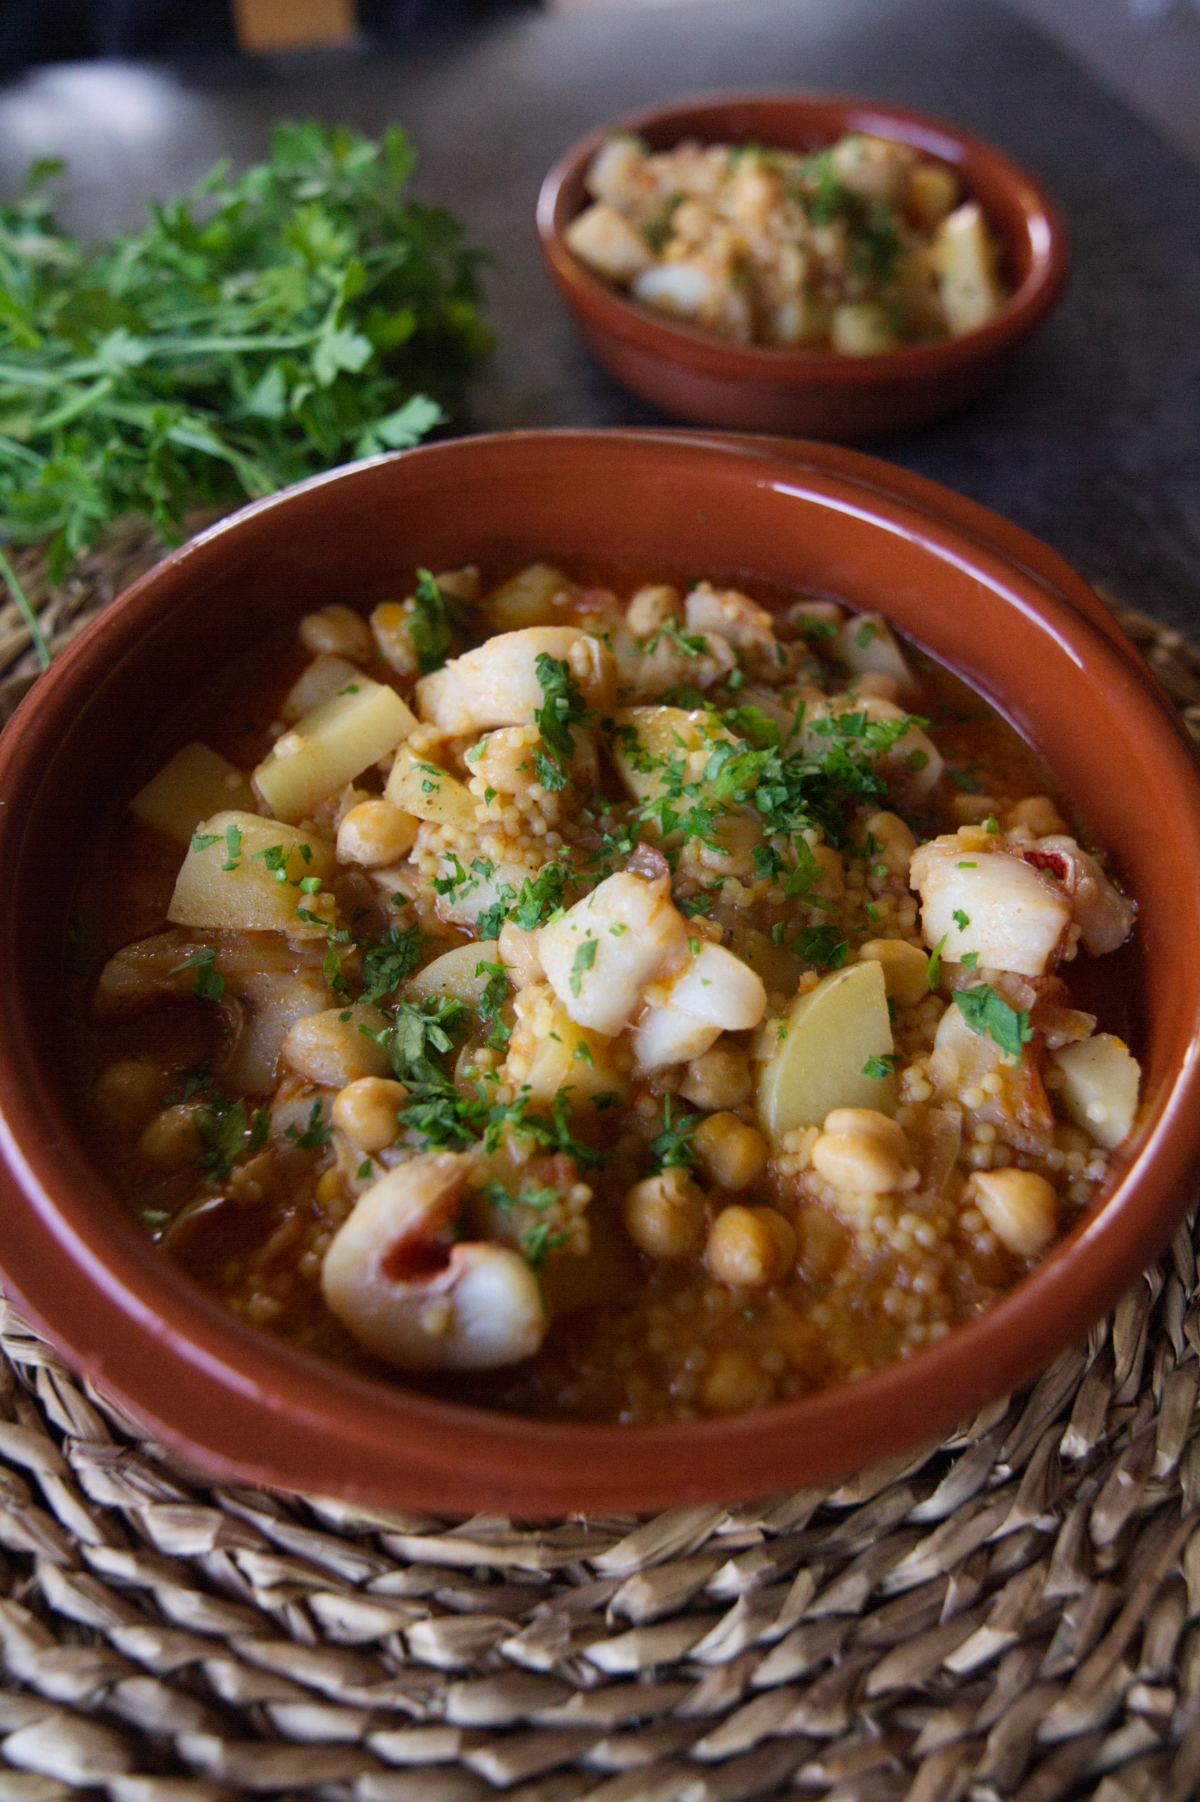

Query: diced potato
[[565, 202, 654, 285], [504, 981, 628, 1107], [254, 679, 416, 824], [167, 811, 336, 937], [130, 743, 254, 844], [384, 745, 479, 831], [830, 303, 896, 355], [935, 201, 1003, 336], [610, 705, 739, 809], [484, 564, 575, 633], [1052, 1034, 1140, 1150], [834, 614, 916, 695], [757, 961, 897, 1147], [404, 942, 501, 1007], [282, 655, 362, 723]]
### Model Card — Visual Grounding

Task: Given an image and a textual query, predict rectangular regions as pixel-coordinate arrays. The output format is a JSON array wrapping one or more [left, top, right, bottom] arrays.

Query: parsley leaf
[[285, 1100, 332, 1150], [0, 122, 492, 583], [569, 937, 598, 997], [953, 985, 1033, 1060], [358, 922, 424, 1006], [648, 1095, 701, 1172], [791, 923, 849, 968], [195, 1094, 270, 1183], [169, 944, 223, 1002]]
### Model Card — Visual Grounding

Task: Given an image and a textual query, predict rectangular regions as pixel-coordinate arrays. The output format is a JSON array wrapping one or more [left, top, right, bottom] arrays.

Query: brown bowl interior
[[0, 430, 1196, 1514], [537, 94, 1069, 436]]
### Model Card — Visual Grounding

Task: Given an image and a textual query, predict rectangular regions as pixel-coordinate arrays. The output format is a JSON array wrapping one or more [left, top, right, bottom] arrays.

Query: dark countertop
[[1, 0, 1197, 627]]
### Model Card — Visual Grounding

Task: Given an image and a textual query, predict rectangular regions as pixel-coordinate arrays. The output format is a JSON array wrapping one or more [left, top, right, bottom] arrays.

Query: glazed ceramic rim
[[0, 428, 1197, 1514], [537, 91, 1069, 387]]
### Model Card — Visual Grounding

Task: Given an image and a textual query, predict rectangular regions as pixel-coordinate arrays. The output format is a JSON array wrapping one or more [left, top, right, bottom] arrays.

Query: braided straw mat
[[2, 526, 1200, 1802]]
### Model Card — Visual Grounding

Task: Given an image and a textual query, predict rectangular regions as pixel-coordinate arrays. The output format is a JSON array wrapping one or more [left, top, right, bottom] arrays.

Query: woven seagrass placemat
[[1, 532, 1199, 1802]]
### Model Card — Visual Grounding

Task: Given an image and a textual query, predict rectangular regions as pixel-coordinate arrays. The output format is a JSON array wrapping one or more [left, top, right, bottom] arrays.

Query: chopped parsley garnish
[[165, 1057, 215, 1105], [953, 985, 1033, 1061], [358, 922, 424, 1006], [195, 1094, 270, 1183], [379, 996, 471, 1086], [533, 651, 593, 782], [947, 768, 983, 793], [408, 567, 453, 673], [792, 923, 850, 969], [476, 958, 511, 1050], [952, 909, 970, 931], [285, 1100, 332, 1150], [962, 951, 980, 969], [170, 945, 223, 1002], [854, 620, 877, 649], [648, 1095, 702, 1172], [927, 934, 947, 990], [509, 862, 570, 931], [569, 937, 598, 997], [862, 1053, 901, 1079]]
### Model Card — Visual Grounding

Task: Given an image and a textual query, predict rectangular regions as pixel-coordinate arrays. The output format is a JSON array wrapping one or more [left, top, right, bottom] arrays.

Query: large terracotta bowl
[[537, 94, 1068, 438], [0, 430, 1197, 1514]]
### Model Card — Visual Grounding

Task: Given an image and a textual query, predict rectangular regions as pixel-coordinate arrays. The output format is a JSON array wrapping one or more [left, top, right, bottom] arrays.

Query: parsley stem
[[0, 545, 50, 670]]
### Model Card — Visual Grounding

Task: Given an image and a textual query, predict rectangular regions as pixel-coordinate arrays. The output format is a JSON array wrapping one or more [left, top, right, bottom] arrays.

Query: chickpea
[[331, 1078, 408, 1153], [626, 584, 682, 637], [93, 1060, 163, 1134], [967, 1169, 1058, 1258], [950, 793, 998, 827], [337, 800, 419, 868], [298, 604, 373, 661], [497, 920, 544, 989], [137, 1104, 201, 1168], [706, 1205, 796, 1288], [863, 810, 917, 882], [680, 1042, 752, 1112], [811, 1108, 919, 1195], [282, 1005, 392, 1088], [857, 939, 929, 1010], [623, 1169, 706, 1260], [370, 601, 418, 677], [854, 672, 901, 703], [1003, 795, 1067, 838], [694, 1114, 769, 1192]]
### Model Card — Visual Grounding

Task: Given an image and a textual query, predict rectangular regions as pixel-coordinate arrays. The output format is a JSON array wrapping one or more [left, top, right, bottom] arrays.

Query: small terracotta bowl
[[1, 430, 1197, 1515], [537, 94, 1069, 438]]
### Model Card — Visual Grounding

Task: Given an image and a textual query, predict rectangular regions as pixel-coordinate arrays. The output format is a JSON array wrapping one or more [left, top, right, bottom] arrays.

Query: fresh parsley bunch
[[0, 120, 493, 583]]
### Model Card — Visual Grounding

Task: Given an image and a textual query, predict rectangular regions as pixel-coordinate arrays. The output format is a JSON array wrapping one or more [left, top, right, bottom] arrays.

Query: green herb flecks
[[953, 984, 1033, 1061], [285, 1100, 332, 1150], [169, 944, 223, 1002], [791, 923, 850, 969], [358, 921, 424, 1006], [648, 1095, 702, 1172], [408, 565, 478, 673], [196, 1094, 270, 1183], [533, 651, 593, 785]]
